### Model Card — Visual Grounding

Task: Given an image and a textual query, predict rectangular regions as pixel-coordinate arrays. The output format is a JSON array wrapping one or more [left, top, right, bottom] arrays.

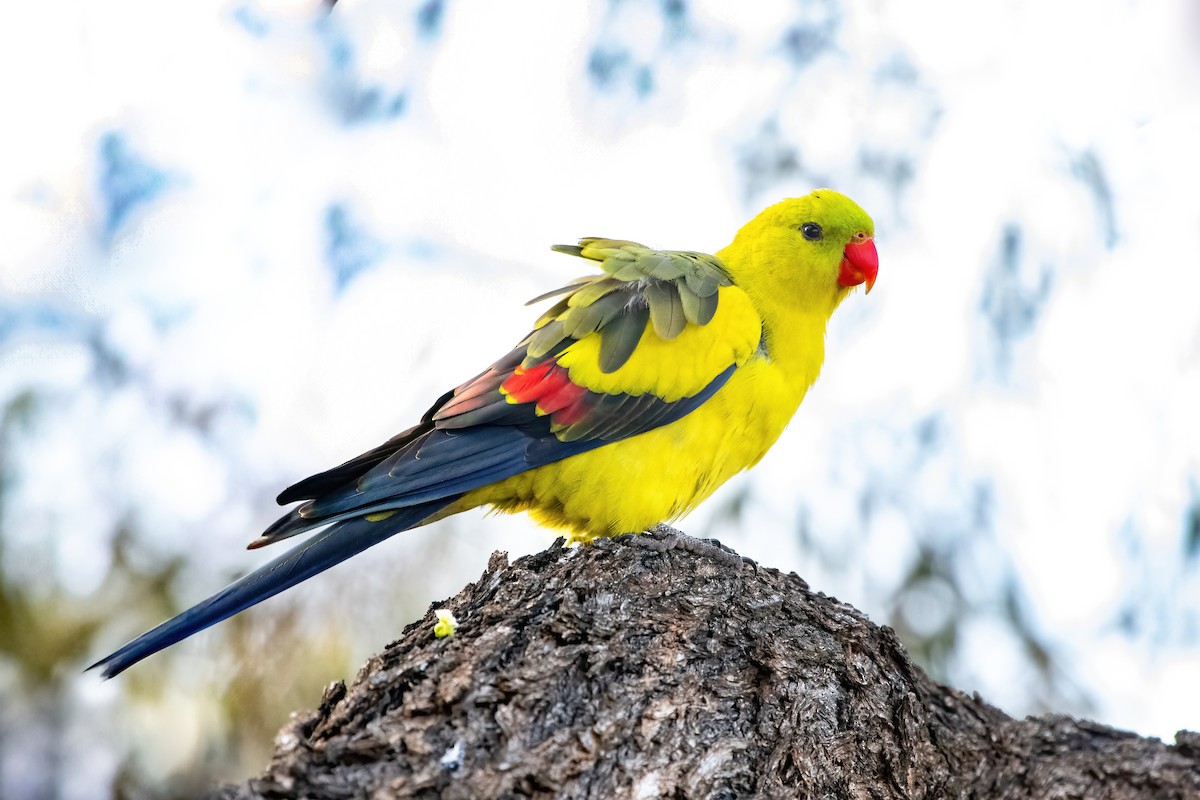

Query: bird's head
[[721, 189, 878, 313]]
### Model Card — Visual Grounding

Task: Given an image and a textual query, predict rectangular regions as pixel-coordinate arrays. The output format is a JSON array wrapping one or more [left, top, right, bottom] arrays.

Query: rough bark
[[214, 532, 1200, 799]]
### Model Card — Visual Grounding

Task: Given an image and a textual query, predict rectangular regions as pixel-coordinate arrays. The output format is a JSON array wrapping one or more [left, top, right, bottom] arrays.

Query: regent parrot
[[91, 189, 878, 677]]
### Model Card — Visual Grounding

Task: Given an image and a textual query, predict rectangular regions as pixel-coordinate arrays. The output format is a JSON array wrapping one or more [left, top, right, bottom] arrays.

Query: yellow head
[[720, 189, 877, 314]]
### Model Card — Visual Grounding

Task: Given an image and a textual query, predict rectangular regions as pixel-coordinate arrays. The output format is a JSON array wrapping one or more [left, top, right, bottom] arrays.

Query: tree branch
[[214, 532, 1200, 799]]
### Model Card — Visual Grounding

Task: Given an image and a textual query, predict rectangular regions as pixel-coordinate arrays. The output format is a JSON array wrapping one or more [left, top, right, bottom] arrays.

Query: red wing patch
[[502, 361, 590, 423], [499, 362, 554, 400], [433, 349, 735, 444]]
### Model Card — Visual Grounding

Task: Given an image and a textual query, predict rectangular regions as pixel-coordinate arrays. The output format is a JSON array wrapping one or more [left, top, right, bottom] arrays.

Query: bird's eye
[[800, 222, 823, 241]]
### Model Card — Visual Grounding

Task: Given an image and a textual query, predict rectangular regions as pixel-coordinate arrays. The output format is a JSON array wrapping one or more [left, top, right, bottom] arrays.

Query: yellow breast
[[460, 356, 808, 540]]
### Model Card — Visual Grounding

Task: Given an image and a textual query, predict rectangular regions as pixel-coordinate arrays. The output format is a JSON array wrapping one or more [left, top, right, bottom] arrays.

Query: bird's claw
[[618, 524, 745, 569]]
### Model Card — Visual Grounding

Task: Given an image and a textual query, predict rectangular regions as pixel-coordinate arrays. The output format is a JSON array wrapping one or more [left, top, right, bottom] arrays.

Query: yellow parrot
[[91, 188, 877, 677]]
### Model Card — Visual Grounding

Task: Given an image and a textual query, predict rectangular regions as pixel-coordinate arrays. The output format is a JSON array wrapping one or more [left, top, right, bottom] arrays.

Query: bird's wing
[[255, 239, 759, 547]]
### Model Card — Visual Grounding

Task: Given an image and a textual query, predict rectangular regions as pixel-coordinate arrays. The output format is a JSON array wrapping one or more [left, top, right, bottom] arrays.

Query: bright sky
[[2, 0, 1200, 793]]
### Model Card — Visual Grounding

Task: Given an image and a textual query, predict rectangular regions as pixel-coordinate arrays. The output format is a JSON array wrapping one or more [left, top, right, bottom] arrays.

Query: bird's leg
[[616, 524, 747, 569]]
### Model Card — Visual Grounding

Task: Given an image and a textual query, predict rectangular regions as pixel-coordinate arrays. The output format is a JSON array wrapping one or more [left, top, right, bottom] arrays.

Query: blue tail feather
[[88, 498, 456, 678]]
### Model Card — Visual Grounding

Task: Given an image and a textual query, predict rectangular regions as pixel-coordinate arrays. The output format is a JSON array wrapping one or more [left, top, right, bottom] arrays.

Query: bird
[[89, 188, 877, 677]]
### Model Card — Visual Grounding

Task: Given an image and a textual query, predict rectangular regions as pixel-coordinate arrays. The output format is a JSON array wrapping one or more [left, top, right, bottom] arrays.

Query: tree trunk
[[214, 532, 1200, 799]]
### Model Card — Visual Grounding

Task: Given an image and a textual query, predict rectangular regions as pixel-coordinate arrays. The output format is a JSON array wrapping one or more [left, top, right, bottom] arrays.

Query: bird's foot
[[617, 524, 747, 570]]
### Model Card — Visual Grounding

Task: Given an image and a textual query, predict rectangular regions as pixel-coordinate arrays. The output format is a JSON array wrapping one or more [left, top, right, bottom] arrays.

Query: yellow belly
[[456, 360, 805, 540]]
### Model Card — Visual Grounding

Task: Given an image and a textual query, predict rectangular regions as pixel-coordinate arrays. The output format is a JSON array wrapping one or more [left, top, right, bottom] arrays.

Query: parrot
[[89, 188, 877, 678]]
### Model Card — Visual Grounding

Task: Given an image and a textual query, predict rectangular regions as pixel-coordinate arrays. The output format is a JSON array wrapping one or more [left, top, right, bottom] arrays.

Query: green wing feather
[[539, 238, 732, 373]]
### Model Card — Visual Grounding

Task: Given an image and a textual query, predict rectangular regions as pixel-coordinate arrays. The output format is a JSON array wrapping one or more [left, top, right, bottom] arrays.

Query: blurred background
[[2, 0, 1200, 796]]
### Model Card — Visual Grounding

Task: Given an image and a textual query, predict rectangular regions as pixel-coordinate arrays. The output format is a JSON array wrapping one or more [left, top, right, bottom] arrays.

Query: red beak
[[838, 238, 878, 294]]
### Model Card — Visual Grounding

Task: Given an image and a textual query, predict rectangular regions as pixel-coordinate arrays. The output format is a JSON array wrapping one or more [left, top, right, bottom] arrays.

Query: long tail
[[88, 498, 456, 678]]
